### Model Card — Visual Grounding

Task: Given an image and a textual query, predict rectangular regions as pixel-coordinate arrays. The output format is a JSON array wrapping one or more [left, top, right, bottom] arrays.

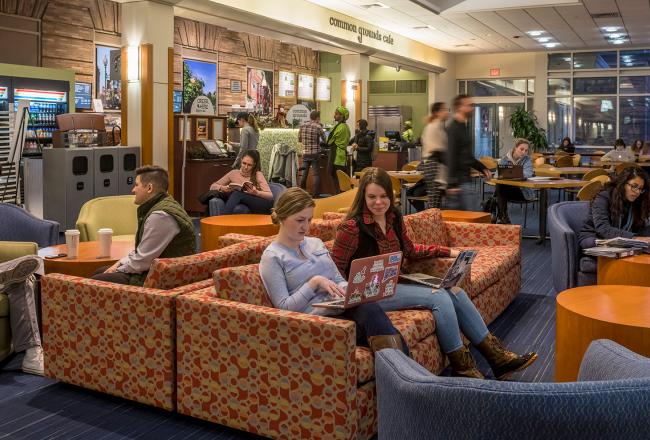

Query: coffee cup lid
[[98, 228, 114, 233], [65, 229, 80, 235]]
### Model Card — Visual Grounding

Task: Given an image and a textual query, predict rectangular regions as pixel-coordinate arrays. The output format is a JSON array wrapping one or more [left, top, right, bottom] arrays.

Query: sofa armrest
[[0, 241, 38, 262], [41, 273, 178, 410], [444, 222, 521, 247], [176, 291, 359, 439], [578, 339, 650, 382], [216, 233, 273, 247]]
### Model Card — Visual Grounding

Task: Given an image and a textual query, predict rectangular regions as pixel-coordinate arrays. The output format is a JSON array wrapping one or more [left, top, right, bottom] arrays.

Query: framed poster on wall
[[278, 71, 295, 97], [316, 77, 331, 101], [183, 59, 217, 114], [196, 118, 208, 140], [298, 74, 314, 100], [247, 67, 274, 115], [95, 45, 121, 110]]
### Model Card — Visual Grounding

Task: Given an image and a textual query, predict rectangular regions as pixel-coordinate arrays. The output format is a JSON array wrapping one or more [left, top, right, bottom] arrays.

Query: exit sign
[[489, 68, 500, 76]]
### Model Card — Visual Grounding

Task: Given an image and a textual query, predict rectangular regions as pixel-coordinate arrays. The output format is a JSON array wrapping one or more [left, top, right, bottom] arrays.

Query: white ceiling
[[307, 0, 650, 53]]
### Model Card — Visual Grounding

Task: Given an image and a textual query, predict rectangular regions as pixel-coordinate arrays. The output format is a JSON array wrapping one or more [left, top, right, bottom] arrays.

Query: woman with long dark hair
[[210, 150, 273, 214], [558, 137, 575, 154], [332, 167, 538, 380], [579, 166, 650, 249]]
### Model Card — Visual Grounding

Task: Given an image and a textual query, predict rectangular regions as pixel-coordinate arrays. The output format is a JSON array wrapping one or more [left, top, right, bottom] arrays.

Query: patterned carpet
[[0, 191, 561, 439]]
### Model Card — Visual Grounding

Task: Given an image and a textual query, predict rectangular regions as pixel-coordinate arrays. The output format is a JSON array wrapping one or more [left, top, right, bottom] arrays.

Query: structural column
[[340, 54, 369, 132], [121, 1, 174, 170]]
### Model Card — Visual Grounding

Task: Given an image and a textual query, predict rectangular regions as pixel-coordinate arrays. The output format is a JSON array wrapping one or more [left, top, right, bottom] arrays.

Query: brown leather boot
[[446, 346, 485, 379], [476, 333, 538, 380], [368, 334, 404, 353]]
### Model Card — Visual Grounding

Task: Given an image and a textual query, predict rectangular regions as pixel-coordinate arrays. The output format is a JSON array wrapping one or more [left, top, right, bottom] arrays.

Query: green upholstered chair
[[76, 195, 138, 242], [0, 241, 38, 363]]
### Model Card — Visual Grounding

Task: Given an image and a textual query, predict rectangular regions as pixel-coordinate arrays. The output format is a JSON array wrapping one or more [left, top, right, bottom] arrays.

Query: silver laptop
[[399, 250, 477, 289]]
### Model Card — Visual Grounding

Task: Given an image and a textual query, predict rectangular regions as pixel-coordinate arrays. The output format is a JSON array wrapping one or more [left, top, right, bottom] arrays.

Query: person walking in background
[[298, 110, 325, 197], [350, 119, 374, 172], [233, 112, 260, 169], [411, 102, 450, 210], [326, 106, 351, 194], [446, 94, 491, 211]]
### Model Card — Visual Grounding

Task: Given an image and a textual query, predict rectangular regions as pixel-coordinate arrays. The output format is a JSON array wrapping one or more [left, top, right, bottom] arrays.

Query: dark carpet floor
[[0, 188, 560, 439]]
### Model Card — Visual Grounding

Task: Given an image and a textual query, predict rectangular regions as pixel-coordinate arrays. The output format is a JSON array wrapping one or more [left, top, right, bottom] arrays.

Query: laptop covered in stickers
[[399, 250, 477, 289], [312, 251, 403, 310]]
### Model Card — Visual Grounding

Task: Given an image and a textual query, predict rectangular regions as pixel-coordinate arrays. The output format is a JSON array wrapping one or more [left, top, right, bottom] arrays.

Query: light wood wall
[[173, 17, 319, 116]]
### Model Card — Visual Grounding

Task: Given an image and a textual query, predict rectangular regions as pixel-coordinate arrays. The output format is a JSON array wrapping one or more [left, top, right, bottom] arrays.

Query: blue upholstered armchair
[[375, 340, 650, 440], [208, 182, 286, 216], [548, 201, 595, 293], [0, 203, 59, 247]]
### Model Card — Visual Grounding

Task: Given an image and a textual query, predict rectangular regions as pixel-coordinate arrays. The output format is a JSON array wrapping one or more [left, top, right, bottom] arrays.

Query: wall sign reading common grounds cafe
[[329, 17, 395, 46]]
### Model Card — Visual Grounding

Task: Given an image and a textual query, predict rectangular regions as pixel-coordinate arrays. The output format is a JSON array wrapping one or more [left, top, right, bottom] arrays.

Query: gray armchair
[[0, 203, 59, 247], [548, 201, 595, 292], [208, 182, 286, 216], [375, 340, 650, 440]]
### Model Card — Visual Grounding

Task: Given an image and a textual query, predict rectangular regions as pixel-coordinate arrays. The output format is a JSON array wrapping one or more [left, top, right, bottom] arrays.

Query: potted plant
[[509, 107, 549, 152]]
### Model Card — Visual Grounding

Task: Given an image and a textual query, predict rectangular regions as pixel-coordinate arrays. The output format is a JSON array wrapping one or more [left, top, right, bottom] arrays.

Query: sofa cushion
[[144, 243, 257, 290], [212, 263, 273, 307], [309, 218, 342, 242], [403, 209, 447, 246], [580, 256, 597, 274], [355, 309, 435, 384], [0, 293, 8, 317], [463, 246, 520, 297]]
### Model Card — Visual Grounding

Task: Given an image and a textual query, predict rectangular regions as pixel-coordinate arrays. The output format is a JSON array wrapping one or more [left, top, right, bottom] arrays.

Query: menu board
[[316, 77, 331, 102], [298, 74, 314, 100], [75, 82, 92, 110], [278, 71, 295, 97]]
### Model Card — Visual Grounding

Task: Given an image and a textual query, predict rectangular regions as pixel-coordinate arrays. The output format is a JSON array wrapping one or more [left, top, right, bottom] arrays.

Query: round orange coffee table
[[38, 240, 134, 278], [441, 210, 491, 223], [598, 254, 650, 287], [555, 285, 650, 382], [200, 214, 279, 251]]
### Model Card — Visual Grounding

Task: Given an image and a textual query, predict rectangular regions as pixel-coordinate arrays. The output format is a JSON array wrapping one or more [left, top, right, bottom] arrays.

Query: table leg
[[537, 188, 548, 245]]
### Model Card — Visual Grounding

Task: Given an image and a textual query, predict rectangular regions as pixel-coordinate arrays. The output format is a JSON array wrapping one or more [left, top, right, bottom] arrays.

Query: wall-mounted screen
[[298, 74, 314, 100], [96, 45, 121, 110], [316, 77, 331, 101], [183, 59, 217, 114], [278, 71, 295, 97], [247, 67, 273, 115], [75, 82, 92, 110], [173, 90, 182, 113]]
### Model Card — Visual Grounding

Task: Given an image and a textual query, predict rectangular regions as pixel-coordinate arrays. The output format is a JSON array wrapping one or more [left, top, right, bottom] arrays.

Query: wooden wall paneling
[[168, 47, 174, 195], [42, 2, 94, 27], [141, 43, 153, 165], [121, 45, 128, 146]]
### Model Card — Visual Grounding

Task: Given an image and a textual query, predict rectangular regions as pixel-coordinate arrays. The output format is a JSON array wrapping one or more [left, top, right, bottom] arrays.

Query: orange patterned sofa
[[174, 209, 522, 439]]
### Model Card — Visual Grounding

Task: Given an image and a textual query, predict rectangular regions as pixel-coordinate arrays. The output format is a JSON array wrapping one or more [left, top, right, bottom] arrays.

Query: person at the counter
[[350, 119, 374, 172], [209, 150, 274, 215], [326, 106, 351, 194], [402, 120, 413, 143]]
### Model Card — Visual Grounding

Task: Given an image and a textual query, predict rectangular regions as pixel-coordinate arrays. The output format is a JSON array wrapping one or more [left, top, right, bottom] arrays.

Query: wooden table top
[[533, 167, 592, 176], [441, 210, 491, 223], [489, 178, 588, 189], [355, 171, 423, 183], [39, 240, 134, 262], [557, 285, 650, 328], [200, 214, 274, 227], [592, 160, 650, 168]]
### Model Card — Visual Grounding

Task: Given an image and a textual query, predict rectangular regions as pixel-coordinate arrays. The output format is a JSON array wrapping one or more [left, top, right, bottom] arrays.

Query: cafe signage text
[[329, 17, 394, 46]]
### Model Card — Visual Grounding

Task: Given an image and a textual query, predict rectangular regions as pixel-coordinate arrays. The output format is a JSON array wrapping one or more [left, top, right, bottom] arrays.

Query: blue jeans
[[223, 191, 273, 214], [340, 303, 409, 355], [378, 283, 489, 353]]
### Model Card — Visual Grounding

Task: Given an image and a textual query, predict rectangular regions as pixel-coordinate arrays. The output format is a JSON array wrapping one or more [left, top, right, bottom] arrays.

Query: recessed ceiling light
[[537, 37, 551, 43], [611, 39, 626, 45], [544, 42, 558, 48], [608, 33, 626, 39], [602, 26, 619, 32], [527, 30, 544, 36]]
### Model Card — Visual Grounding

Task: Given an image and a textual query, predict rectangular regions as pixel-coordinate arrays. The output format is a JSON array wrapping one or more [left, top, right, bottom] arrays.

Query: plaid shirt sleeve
[[399, 216, 451, 259], [331, 219, 359, 277]]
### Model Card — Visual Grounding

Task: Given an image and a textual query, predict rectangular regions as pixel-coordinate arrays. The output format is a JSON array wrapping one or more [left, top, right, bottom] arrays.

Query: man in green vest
[[402, 120, 414, 143], [92, 165, 196, 286]]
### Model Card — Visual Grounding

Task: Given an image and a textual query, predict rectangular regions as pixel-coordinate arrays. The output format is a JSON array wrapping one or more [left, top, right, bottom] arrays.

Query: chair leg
[[523, 203, 528, 228]]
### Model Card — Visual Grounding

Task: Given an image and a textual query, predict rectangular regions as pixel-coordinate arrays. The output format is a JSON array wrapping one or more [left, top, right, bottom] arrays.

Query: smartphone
[[44, 253, 67, 259]]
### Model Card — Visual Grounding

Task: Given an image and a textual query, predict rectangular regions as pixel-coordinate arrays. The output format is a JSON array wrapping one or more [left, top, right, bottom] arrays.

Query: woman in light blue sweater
[[259, 187, 408, 354]]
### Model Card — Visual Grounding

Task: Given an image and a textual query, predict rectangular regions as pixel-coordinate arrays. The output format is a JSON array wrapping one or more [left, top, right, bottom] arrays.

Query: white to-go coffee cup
[[65, 229, 81, 259], [98, 228, 113, 258]]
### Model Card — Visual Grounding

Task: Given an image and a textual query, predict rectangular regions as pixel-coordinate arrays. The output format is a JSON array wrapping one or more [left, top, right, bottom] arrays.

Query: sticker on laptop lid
[[388, 253, 401, 264]]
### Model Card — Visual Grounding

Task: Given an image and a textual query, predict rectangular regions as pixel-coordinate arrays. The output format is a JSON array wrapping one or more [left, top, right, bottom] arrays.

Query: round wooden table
[[38, 240, 134, 278], [556, 285, 650, 382], [200, 214, 279, 251], [441, 210, 491, 223], [598, 254, 650, 287]]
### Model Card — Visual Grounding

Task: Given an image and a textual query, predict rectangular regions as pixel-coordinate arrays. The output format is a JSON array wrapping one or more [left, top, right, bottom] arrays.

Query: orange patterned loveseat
[[174, 209, 522, 439]]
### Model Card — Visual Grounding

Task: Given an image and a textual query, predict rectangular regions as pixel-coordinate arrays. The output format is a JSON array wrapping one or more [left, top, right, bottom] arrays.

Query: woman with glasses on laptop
[[259, 187, 409, 355], [493, 138, 535, 224], [331, 168, 537, 380], [579, 166, 650, 250]]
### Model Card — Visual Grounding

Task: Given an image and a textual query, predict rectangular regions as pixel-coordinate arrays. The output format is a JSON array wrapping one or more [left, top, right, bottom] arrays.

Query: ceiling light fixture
[[544, 42, 558, 48], [611, 39, 626, 45], [537, 37, 551, 43], [527, 30, 544, 36], [363, 2, 390, 8], [602, 26, 619, 32]]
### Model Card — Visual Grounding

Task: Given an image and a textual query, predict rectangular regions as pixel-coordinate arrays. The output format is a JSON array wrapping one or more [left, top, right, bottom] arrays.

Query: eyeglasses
[[626, 183, 646, 194]]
